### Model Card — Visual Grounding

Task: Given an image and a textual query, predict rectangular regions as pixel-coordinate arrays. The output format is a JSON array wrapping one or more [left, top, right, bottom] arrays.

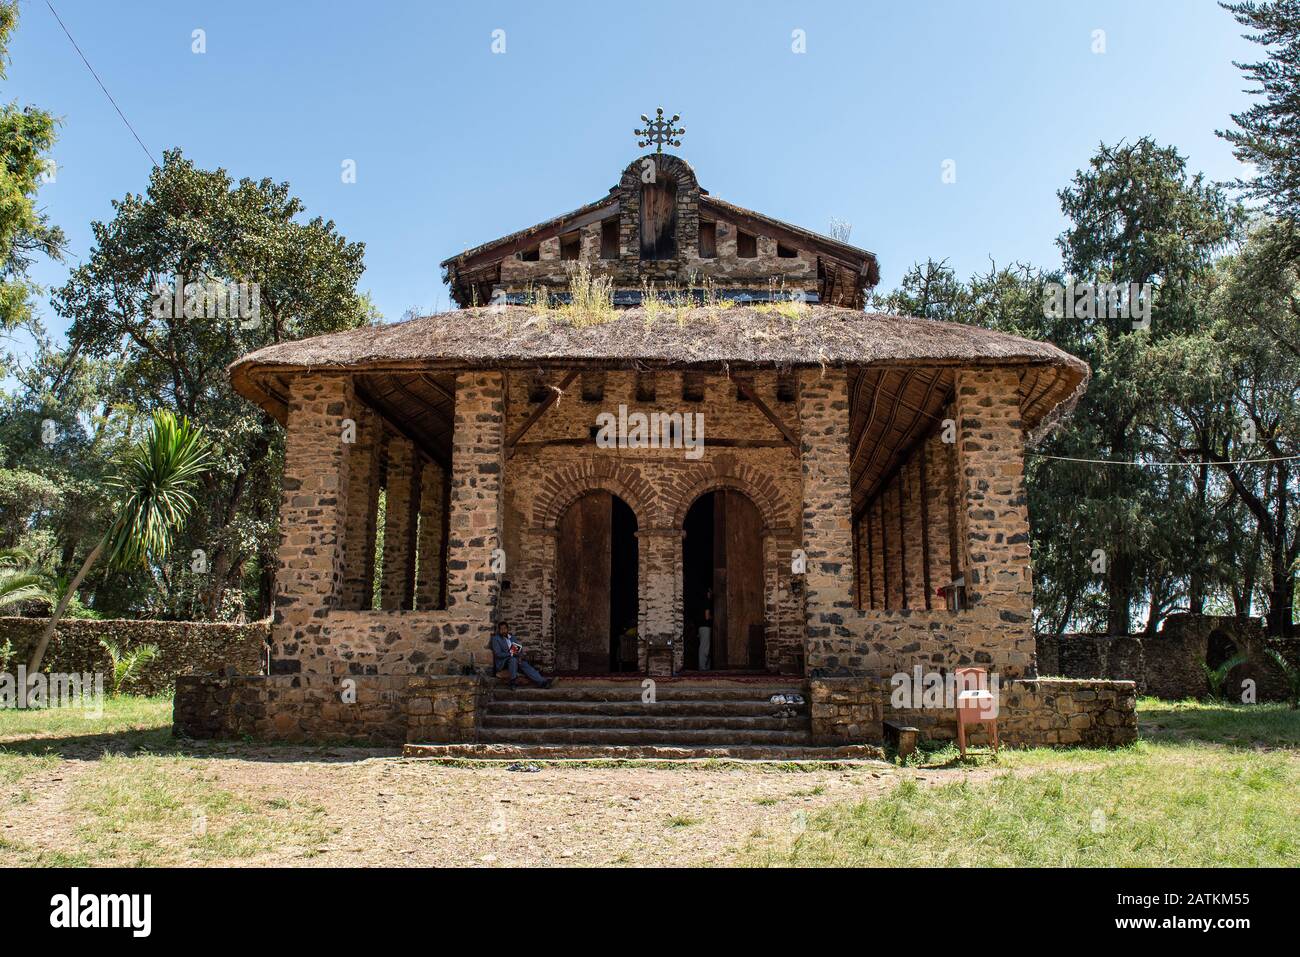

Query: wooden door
[[712, 490, 765, 669], [639, 180, 677, 260], [556, 491, 612, 672]]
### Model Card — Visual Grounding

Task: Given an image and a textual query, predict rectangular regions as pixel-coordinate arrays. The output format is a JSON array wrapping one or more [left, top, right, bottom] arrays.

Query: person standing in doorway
[[698, 606, 712, 671]]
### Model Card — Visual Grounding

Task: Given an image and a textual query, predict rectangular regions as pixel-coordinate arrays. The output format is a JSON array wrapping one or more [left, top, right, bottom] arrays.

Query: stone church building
[[175, 142, 1137, 753]]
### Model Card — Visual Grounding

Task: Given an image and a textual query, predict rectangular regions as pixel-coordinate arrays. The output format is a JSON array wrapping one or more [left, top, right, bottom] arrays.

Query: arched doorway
[[555, 491, 639, 673], [682, 489, 765, 671]]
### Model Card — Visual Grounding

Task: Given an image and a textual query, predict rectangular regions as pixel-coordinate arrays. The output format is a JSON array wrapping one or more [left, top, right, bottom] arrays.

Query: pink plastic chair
[[954, 666, 999, 758]]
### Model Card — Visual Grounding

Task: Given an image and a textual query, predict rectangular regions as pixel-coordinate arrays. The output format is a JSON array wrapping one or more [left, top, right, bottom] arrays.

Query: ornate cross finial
[[634, 107, 685, 153]]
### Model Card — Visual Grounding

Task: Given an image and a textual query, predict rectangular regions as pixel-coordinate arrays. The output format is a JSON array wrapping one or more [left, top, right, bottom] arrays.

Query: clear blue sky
[[14, 0, 1256, 345]]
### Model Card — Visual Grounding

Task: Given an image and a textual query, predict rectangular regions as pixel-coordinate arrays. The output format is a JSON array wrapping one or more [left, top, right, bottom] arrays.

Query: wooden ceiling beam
[[505, 369, 579, 458], [353, 380, 449, 469], [735, 377, 799, 458]]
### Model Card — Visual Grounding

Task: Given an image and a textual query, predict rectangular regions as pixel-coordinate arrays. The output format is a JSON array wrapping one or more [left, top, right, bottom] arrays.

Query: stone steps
[[490, 683, 802, 703], [486, 699, 799, 717], [482, 713, 808, 732], [476, 680, 812, 748], [403, 742, 886, 762], [476, 726, 814, 746]]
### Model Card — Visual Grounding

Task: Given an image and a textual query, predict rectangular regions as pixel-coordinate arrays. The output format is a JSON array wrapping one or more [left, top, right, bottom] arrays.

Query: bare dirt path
[[3, 748, 1015, 866]]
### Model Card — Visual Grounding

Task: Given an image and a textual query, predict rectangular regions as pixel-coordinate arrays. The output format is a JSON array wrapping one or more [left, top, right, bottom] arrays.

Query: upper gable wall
[[447, 153, 870, 308]]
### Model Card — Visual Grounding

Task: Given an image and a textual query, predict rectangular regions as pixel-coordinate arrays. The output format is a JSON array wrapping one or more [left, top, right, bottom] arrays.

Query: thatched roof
[[229, 304, 1088, 445]]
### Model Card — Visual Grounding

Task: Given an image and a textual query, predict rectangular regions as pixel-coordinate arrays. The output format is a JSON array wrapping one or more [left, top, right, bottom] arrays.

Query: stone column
[[637, 527, 683, 673], [381, 436, 420, 611], [270, 374, 354, 673], [902, 456, 927, 609], [923, 431, 955, 600], [953, 368, 1034, 674], [415, 460, 447, 611], [796, 368, 856, 672], [444, 372, 505, 622], [340, 405, 382, 610]]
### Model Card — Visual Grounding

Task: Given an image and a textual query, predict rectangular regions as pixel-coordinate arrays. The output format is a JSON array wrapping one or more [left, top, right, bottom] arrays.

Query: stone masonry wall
[[499, 368, 805, 673], [0, 617, 267, 694], [883, 678, 1138, 748], [172, 673, 484, 745], [799, 367, 1035, 681], [1038, 614, 1300, 701], [269, 372, 504, 677]]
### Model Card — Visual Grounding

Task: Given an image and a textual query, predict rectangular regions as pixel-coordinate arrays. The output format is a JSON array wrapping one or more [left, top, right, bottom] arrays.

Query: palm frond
[[102, 409, 213, 570]]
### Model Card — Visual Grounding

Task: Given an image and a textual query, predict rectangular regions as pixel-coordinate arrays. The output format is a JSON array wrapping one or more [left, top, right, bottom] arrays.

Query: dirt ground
[[3, 747, 998, 866]]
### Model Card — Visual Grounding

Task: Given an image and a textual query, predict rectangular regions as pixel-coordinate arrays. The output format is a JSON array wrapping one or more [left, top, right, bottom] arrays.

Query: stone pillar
[[381, 436, 420, 611], [796, 368, 856, 670], [270, 374, 354, 673], [923, 431, 955, 600], [415, 460, 446, 611], [445, 372, 505, 622], [953, 368, 1034, 674], [883, 477, 904, 609], [637, 528, 683, 673], [340, 405, 381, 610], [902, 456, 927, 609], [868, 500, 884, 610]]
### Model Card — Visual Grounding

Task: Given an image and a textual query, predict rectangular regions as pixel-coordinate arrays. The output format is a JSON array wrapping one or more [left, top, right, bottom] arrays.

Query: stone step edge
[[402, 742, 887, 763]]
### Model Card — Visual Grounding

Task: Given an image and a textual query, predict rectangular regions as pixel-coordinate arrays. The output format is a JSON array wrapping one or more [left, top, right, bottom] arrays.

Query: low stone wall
[[880, 678, 1138, 748], [1037, 615, 1298, 701], [0, 617, 268, 694], [809, 677, 883, 744], [173, 673, 486, 746]]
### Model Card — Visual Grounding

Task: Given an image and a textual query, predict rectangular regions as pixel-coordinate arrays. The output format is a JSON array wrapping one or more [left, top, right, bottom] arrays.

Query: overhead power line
[[1029, 452, 1300, 468], [44, 0, 158, 167]]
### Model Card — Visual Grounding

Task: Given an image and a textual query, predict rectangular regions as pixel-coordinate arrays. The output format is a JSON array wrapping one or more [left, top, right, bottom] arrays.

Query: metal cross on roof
[[634, 108, 685, 153]]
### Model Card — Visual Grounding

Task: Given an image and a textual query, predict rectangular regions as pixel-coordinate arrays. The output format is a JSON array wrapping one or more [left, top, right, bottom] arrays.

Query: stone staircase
[[478, 679, 813, 748]]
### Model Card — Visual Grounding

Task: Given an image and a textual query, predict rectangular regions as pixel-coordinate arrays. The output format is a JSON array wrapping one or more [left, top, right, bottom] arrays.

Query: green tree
[[1221, 0, 1300, 268], [0, 0, 63, 340], [50, 150, 375, 619], [1054, 139, 1241, 634]]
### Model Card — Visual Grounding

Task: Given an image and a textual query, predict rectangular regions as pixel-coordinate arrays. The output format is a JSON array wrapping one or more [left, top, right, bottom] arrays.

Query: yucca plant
[[25, 409, 211, 677], [0, 546, 54, 614], [1202, 653, 1250, 702], [98, 637, 160, 696]]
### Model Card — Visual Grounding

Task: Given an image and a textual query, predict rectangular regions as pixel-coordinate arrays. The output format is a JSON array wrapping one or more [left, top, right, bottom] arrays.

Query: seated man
[[489, 621, 554, 688]]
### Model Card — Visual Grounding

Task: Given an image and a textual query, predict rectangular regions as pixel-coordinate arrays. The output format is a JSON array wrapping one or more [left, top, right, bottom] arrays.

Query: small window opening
[[520, 246, 540, 262], [560, 233, 581, 261], [682, 372, 705, 402], [527, 374, 550, 403], [581, 372, 605, 403], [777, 243, 798, 258], [699, 222, 717, 259], [600, 219, 620, 260], [776, 372, 796, 403], [737, 231, 758, 259], [635, 372, 657, 403]]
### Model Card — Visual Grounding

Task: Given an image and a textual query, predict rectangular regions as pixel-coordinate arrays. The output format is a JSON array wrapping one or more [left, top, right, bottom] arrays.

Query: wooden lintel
[[506, 370, 579, 457], [735, 377, 799, 458]]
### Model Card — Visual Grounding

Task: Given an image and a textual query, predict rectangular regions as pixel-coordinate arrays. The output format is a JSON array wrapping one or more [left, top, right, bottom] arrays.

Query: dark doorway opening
[[682, 490, 766, 671], [555, 491, 639, 673], [1206, 630, 1239, 671]]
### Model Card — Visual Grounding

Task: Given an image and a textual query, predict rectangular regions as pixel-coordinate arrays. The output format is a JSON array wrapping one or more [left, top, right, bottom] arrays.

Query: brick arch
[[533, 460, 659, 530], [669, 461, 791, 534]]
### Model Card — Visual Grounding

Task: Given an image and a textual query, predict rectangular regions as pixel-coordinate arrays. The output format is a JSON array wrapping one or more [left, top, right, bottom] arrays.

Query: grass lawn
[[0, 696, 332, 866], [0, 694, 1297, 867], [742, 698, 1300, 867]]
